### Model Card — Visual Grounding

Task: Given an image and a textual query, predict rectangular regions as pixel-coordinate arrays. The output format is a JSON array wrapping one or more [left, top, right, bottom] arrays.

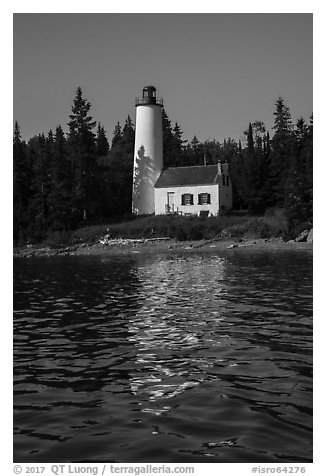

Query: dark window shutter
[[181, 194, 185, 206], [207, 193, 211, 204]]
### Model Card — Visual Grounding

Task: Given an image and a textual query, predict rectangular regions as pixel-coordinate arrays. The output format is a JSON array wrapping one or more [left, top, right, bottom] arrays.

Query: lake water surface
[[13, 250, 313, 463]]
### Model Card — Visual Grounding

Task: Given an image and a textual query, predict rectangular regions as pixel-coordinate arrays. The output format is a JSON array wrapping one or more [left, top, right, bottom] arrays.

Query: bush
[[107, 215, 223, 241], [263, 208, 288, 233], [45, 230, 73, 248], [72, 224, 109, 244], [43, 211, 291, 247]]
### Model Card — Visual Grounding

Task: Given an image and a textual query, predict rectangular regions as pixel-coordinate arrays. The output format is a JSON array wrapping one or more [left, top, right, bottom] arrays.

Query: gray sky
[[13, 13, 312, 144]]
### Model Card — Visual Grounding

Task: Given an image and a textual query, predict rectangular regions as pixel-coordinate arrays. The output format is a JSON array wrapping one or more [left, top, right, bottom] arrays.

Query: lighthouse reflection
[[127, 255, 227, 414]]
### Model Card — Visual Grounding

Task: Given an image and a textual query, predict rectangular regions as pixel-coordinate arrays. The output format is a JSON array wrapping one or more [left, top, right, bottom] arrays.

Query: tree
[[162, 108, 175, 168], [67, 86, 97, 222], [171, 122, 186, 166], [13, 122, 30, 242], [270, 97, 294, 204], [111, 122, 122, 149], [188, 135, 205, 165], [47, 126, 73, 230], [106, 115, 135, 217], [228, 140, 245, 209], [121, 115, 135, 152], [25, 133, 53, 241], [304, 114, 313, 220], [284, 116, 313, 234], [284, 166, 309, 236], [244, 121, 271, 213], [96, 123, 109, 157]]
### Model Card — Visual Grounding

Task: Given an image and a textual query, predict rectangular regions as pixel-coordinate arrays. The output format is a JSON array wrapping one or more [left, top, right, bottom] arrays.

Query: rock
[[295, 229, 309, 242], [307, 229, 313, 243]]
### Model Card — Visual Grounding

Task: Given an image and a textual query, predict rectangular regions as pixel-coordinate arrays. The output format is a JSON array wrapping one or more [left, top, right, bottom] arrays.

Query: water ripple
[[14, 252, 312, 463]]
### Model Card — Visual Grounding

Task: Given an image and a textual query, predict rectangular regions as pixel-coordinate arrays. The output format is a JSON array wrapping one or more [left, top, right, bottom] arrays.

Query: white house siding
[[154, 184, 220, 216]]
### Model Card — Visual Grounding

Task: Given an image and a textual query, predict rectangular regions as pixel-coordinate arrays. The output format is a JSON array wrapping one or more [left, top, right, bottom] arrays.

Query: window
[[198, 193, 211, 205], [181, 194, 194, 206]]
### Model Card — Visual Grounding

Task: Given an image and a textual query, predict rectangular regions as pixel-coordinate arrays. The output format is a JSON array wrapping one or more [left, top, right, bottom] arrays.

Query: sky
[[13, 13, 312, 144]]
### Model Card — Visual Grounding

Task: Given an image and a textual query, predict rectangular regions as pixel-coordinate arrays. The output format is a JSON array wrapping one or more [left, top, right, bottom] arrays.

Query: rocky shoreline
[[13, 236, 313, 259]]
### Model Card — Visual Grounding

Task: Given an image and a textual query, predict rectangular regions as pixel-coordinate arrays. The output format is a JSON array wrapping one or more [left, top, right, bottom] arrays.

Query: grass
[[44, 209, 290, 248]]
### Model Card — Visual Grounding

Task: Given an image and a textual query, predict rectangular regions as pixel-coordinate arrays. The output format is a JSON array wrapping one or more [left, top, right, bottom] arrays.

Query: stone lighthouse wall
[[132, 104, 163, 215]]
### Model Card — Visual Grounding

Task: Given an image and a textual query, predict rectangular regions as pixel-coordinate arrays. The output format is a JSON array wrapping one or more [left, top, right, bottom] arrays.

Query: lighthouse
[[132, 85, 163, 215]]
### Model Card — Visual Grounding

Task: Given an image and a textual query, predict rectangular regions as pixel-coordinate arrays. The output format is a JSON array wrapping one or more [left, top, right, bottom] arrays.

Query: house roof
[[154, 164, 225, 188]]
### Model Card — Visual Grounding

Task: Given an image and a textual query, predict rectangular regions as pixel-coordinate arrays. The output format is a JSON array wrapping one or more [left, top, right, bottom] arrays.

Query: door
[[167, 192, 175, 213]]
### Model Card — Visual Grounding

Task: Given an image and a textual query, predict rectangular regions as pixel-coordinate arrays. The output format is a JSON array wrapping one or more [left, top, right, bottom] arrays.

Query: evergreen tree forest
[[13, 88, 313, 244]]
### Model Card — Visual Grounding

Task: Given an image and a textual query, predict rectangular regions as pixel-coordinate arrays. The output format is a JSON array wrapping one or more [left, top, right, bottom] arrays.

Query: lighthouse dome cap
[[143, 85, 156, 92]]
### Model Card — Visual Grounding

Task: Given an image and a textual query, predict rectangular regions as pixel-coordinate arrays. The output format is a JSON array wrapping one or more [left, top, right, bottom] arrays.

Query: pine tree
[[121, 115, 135, 152], [228, 140, 244, 209], [67, 86, 97, 222], [284, 166, 308, 236], [270, 97, 294, 204], [245, 121, 270, 213], [111, 122, 122, 149], [246, 122, 255, 153], [259, 130, 273, 208], [189, 135, 203, 165], [48, 126, 73, 230], [161, 108, 175, 168], [284, 116, 312, 234], [27, 133, 52, 240], [244, 123, 258, 211], [171, 122, 185, 166], [107, 115, 135, 216], [304, 114, 313, 221], [13, 122, 30, 243], [96, 123, 109, 157]]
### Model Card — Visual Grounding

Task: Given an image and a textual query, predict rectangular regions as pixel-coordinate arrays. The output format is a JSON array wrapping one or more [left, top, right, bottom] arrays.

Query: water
[[13, 250, 313, 463]]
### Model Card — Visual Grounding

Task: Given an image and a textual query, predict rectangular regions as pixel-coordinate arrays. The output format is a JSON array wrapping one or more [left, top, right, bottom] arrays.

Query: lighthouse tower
[[132, 85, 163, 215]]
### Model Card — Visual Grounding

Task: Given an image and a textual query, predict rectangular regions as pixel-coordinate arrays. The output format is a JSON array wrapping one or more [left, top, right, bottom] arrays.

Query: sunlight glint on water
[[14, 251, 312, 463]]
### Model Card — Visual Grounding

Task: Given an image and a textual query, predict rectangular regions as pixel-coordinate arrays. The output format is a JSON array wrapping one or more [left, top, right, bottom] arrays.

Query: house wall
[[154, 184, 220, 216]]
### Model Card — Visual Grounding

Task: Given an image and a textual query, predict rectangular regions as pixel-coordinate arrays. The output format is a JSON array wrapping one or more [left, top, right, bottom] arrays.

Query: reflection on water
[[14, 252, 313, 463], [128, 257, 227, 412]]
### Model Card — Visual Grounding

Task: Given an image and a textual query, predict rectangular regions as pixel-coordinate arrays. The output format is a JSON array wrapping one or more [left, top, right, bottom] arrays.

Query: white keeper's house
[[132, 85, 233, 217], [154, 163, 232, 217]]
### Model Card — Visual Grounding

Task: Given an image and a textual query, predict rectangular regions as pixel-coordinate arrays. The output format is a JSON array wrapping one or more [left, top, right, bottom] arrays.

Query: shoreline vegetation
[[14, 212, 313, 258], [14, 91, 313, 250]]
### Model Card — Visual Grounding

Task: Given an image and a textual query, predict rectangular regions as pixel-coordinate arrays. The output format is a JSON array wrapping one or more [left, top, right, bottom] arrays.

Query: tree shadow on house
[[133, 145, 157, 214]]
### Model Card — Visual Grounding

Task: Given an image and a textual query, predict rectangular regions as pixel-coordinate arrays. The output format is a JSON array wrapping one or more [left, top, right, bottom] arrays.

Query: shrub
[[263, 208, 287, 231], [106, 215, 221, 241], [72, 224, 108, 244], [43, 211, 291, 247], [45, 230, 73, 248]]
